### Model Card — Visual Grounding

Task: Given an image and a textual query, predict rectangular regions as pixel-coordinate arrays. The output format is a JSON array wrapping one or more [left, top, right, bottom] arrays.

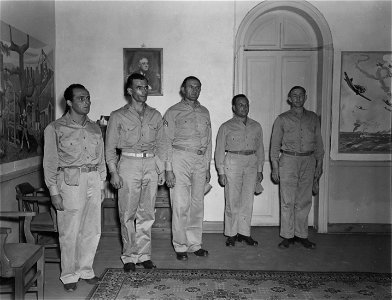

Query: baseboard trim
[[328, 223, 391, 234], [203, 221, 224, 233], [101, 222, 224, 237]]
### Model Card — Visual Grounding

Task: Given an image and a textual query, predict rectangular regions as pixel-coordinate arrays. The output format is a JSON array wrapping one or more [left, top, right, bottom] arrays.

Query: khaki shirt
[[270, 108, 324, 162], [105, 104, 164, 173], [43, 113, 107, 196], [215, 116, 264, 174], [163, 99, 212, 171]]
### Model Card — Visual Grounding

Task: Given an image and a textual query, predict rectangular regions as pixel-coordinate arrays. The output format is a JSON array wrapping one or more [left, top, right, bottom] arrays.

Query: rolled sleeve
[[43, 124, 59, 196]]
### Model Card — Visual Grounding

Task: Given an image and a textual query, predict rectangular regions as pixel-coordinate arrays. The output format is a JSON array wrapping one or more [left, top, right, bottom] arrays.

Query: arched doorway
[[234, 1, 333, 232]]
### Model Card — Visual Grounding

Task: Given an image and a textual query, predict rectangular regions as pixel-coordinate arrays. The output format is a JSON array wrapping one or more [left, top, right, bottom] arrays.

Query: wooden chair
[[0, 211, 45, 300], [15, 182, 60, 263]]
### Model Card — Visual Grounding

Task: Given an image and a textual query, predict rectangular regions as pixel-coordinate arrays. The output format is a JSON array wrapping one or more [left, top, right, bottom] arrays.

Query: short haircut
[[63, 83, 86, 115], [288, 86, 306, 97], [232, 94, 248, 106], [124, 73, 148, 95], [64, 83, 86, 101], [181, 76, 201, 89]]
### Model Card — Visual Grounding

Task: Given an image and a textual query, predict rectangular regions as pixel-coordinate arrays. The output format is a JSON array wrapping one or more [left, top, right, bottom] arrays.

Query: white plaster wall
[[55, 1, 240, 221], [0, 0, 55, 46], [54, 0, 391, 224]]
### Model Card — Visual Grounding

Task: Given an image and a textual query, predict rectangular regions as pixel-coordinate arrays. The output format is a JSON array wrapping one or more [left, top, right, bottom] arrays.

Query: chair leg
[[37, 247, 45, 300], [14, 268, 25, 300]]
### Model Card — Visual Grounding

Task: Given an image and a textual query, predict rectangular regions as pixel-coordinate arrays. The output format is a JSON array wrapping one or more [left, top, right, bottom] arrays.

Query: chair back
[[16, 182, 39, 214]]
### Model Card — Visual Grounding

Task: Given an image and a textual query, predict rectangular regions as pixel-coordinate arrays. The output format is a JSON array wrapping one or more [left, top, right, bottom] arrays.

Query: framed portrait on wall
[[123, 48, 163, 96], [330, 51, 392, 161]]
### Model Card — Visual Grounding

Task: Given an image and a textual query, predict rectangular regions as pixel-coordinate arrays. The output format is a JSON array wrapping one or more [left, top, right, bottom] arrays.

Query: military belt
[[282, 150, 314, 157], [173, 145, 205, 155]]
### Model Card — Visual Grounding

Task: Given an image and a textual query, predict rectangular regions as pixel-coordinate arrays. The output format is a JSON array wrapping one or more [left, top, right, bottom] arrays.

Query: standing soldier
[[43, 84, 106, 292], [270, 86, 324, 249], [163, 76, 212, 261], [215, 94, 264, 247], [105, 73, 165, 272]]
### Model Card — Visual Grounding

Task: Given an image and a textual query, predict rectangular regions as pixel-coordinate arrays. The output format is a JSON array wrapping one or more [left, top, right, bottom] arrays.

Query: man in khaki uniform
[[105, 73, 165, 272], [163, 76, 212, 261], [270, 86, 324, 249], [215, 94, 264, 247], [43, 84, 106, 292]]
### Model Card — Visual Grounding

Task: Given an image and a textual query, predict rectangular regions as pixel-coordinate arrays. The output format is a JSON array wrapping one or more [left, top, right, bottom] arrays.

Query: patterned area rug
[[88, 268, 391, 300]]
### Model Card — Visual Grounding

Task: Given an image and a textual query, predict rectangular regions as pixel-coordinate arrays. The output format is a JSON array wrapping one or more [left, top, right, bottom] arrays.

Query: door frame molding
[[234, 1, 334, 233]]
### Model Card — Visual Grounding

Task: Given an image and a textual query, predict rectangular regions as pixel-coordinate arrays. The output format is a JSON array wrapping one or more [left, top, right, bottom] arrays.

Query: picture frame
[[0, 21, 55, 174], [330, 51, 392, 161], [123, 48, 163, 96]]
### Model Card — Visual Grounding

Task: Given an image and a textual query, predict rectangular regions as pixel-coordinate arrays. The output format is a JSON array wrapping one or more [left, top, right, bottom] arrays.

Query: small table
[[101, 185, 171, 235]]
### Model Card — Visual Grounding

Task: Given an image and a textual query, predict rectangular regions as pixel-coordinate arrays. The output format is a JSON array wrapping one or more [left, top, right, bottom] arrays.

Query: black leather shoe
[[295, 237, 316, 249], [237, 234, 258, 246], [138, 260, 156, 269], [124, 262, 136, 272], [278, 238, 294, 249], [226, 236, 236, 246], [82, 276, 100, 285], [176, 252, 188, 261], [64, 282, 77, 292], [193, 248, 209, 257]]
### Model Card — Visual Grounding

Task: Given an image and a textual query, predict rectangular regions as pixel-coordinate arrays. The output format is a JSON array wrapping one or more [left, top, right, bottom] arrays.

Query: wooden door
[[243, 50, 318, 225]]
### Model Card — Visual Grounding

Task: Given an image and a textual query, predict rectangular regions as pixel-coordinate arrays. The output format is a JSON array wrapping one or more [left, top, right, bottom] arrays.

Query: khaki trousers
[[117, 156, 158, 264], [224, 153, 258, 237], [170, 150, 207, 253], [278, 154, 316, 239], [57, 171, 101, 284]]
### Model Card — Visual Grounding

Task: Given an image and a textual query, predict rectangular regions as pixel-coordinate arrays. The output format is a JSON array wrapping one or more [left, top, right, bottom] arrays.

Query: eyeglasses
[[74, 95, 91, 103]]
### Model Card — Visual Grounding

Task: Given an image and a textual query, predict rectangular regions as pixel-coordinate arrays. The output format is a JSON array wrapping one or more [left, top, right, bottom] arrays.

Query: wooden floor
[[5, 227, 392, 300]]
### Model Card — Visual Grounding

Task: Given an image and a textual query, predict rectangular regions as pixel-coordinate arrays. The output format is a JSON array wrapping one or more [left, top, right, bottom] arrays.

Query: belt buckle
[[142, 153, 147, 158], [80, 166, 87, 172], [197, 150, 203, 155]]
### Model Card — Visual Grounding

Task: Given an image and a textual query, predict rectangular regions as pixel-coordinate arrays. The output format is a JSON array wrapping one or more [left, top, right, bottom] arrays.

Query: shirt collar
[[181, 99, 201, 108], [233, 115, 248, 125], [65, 112, 92, 126], [124, 103, 151, 114], [289, 107, 308, 116]]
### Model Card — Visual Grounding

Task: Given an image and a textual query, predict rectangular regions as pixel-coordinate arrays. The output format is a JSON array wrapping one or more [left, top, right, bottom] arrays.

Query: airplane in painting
[[343, 72, 373, 102]]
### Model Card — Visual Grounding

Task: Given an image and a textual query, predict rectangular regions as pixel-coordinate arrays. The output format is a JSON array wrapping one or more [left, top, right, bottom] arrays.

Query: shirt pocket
[[197, 116, 210, 136], [86, 133, 102, 160], [145, 122, 158, 143], [59, 138, 80, 162], [227, 132, 243, 148], [302, 126, 316, 149], [120, 124, 140, 146], [177, 118, 195, 129]]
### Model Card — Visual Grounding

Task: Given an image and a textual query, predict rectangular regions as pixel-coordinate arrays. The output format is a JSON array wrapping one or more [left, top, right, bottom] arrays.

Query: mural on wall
[[123, 48, 162, 96], [0, 21, 54, 165], [337, 51, 391, 159]]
